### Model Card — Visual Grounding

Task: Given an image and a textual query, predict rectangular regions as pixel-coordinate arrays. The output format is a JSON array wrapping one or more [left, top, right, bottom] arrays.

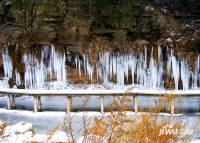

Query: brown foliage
[[71, 96, 199, 143], [0, 120, 5, 136]]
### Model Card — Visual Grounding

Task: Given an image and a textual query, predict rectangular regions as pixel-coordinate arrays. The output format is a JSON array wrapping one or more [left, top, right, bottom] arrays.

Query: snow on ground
[[1, 108, 200, 142], [190, 140, 200, 143], [0, 121, 71, 143]]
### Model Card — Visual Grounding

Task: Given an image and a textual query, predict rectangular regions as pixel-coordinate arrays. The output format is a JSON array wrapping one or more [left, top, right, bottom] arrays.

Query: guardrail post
[[170, 97, 174, 114], [38, 96, 42, 111], [133, 96, 138, 112], [67, 96, 72, 113], [100, 96, 104, 113], [34, 96, 42, 112], [7, 94, 15, 109]]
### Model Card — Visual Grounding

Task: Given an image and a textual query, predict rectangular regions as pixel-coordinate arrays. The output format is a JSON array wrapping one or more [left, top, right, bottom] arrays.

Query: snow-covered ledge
[[1, 88, 200, 96]]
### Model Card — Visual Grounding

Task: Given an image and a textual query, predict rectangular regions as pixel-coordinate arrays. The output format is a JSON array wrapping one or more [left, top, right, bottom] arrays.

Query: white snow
[[1, 131, 32, 143], [190, 140, 200, 143], [4, 122, 33, 135], [1, 122, 33, 143], [0, 109, 199, 143], [25, 134, 47, 142], [0, 120, 72, 143], [48, 131, 71, 143]]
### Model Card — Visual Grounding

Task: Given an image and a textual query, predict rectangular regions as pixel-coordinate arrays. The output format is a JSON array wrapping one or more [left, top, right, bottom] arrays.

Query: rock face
[[0, 0, 199, 46], [32, 24, 57, 43]]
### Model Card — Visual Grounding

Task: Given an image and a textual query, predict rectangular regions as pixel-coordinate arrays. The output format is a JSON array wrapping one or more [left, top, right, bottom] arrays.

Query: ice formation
[[1, 44, 200, 90]]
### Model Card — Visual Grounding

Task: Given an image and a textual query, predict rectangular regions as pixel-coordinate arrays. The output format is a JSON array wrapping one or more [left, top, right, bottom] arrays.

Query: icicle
[[180, 60, 190, 90], [192, 55, 200, 89], [128, 54, 136, 85], [15, 69, 21, 86], [149, 48, 158, 88], [2, 44, 200, 90], [167, 50, 172, 77], [2, 47, 13, 78], [171, 51, 180, 90], [23, 45, 67, 89], [157, 46, 163, 88], [143, 47, 147, 88]]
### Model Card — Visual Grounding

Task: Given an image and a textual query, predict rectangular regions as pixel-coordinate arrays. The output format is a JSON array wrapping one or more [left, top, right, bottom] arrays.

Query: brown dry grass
[[0, 120, 5, 136], [83, 97, 184, 143], [63, 95, 199, 143], [67, 67, 98, 84], [0, 120, 5, 142]]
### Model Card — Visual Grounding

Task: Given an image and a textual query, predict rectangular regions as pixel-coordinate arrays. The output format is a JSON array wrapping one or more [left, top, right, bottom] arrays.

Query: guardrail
[[0, 88, 200, 114]]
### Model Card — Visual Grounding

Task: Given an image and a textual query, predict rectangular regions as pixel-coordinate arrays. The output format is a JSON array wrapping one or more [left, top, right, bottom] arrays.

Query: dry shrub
[[64, 97, 93, 143], [46, 124, 61, 141], [79, 96, 199, 143], [0, 121, 4, 143], [0, 120, 5, 136], [64, 114, 76, 143], [0, 120, 6, 143]]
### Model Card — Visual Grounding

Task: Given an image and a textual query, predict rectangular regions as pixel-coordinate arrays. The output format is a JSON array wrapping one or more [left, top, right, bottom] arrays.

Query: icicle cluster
[[94, 47, 164, 88], [1, 45, 66, 89], [24, 45, 66, 89], [2, 48, 13, 79], [74, 47, 200, 90], [1, 45, 200, 90]]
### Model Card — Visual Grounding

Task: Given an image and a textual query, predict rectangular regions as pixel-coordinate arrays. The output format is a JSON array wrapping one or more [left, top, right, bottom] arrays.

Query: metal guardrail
[[1, 88, 200, 114]]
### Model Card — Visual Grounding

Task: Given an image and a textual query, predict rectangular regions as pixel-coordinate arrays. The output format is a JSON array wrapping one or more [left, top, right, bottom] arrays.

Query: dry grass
[[63, 95, 199, 143], [0, 120, 5, 142], [83, 97, 185, 143], [0, 121, 5, 136], [67, 67, 98, 84]]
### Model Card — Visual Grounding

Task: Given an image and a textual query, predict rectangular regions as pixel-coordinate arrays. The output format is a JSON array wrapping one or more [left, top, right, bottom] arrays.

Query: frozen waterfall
[[21, 45, 66, 89], [1, 45, 200, 90]]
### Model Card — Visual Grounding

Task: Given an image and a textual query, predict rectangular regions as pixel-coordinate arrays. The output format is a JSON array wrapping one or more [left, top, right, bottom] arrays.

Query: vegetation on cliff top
[[0, 0, 199, 46]]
